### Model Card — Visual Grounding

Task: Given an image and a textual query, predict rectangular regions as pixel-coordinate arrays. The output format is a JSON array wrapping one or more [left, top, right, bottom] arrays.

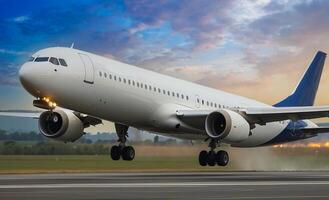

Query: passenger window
[[35, 57, 49, 62], [128, 80, 131, 85], [119, 77, 121, 82], [149, 85, 152, 90], [186, 96, 189, 100], [133, 81, 135, 86], [58, 58, 68, 66], [202, 100, 204, 105], [176, 93, 179, 98], [104, 73, 107, 78], [158, 88, 161, 93], [109, 74, 112, 79], [99, 71, 102, 77], [123, 78, 126, 83], [181, 94, 184, 99], [154, 87, 156, 92], [167, 91, 170, 96], [172, 92, 175, 97]]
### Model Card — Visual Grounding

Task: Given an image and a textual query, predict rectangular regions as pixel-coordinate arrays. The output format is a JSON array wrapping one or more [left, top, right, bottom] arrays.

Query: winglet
[[275, 51, 327, 107]]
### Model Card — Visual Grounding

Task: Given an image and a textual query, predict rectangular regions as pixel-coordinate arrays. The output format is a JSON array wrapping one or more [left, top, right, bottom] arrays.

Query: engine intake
[[205, 109, 250, 143], [39, 109, 84, 142]]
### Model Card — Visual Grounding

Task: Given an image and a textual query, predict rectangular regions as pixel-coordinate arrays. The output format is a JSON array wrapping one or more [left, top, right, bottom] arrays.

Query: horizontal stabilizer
[[299, 127, 329, 134]]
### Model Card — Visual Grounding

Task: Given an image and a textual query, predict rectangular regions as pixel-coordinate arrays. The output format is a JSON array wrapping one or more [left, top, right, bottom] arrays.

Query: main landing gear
[[198, 138, 229, 167], [110, 123, 135, 161]]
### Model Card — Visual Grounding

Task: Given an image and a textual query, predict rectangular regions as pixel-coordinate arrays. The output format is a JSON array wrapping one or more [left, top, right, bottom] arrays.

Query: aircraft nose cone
[[19, 63, 29, 85], [18, 63, 37, 95]]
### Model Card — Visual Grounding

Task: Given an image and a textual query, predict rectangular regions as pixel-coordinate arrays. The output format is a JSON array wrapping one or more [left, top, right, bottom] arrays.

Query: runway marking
[[1, 181, 329, 189], [211, 196, 329, 199]]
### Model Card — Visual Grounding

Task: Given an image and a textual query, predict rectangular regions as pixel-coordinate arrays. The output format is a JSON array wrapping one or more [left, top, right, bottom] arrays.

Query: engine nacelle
[[38, 109, 84, 142], [205, 109, 250, 143]]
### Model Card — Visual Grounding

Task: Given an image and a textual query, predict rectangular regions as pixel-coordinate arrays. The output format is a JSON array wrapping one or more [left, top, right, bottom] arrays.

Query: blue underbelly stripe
[[261, 120, 314, 146]]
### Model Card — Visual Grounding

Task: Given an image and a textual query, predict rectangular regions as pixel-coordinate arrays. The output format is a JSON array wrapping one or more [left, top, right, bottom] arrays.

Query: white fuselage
[[19, 47, 317, 147]]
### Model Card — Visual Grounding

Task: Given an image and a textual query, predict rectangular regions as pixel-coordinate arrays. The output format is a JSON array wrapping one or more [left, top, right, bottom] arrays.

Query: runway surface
[[1, 172, 329, 199]]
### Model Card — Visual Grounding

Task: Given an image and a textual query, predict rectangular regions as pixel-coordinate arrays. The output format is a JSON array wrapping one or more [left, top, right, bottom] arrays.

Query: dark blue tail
[[274, 51, 326, 107]]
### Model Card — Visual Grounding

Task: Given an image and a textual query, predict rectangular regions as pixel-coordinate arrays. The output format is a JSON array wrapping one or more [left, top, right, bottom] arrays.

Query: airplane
[[1, 47, 329, 167]]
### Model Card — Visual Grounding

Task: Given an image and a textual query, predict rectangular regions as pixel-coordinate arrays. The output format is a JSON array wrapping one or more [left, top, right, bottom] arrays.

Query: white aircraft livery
[[2, 47, 329, 166]]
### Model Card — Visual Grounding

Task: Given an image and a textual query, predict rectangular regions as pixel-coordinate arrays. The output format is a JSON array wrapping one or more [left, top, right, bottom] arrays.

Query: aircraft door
[[79, 53, 94, 84]]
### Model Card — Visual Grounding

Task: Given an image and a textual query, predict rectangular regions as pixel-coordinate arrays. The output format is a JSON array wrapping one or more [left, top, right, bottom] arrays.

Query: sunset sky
[[1, 0, 329, 120]]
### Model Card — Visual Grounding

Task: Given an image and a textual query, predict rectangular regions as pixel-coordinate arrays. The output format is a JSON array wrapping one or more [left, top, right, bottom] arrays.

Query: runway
[[1, 172, 329, 199]]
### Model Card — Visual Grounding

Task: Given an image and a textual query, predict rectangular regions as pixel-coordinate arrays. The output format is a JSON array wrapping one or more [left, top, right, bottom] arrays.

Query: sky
[[1, 0, 329, 124]]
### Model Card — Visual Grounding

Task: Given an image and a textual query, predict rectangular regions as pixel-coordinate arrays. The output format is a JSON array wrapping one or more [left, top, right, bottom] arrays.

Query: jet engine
[[38, 109, 85, 142], [205, 109, 250, 143]]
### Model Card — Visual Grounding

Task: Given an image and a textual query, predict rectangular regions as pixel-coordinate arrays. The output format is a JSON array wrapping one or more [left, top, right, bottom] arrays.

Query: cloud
[[0, 49, 30, 56], [12, 15, 29, 23], [0, 62, 20, 86], [2, 0, 329, 108], [124, 0, 236, 51]]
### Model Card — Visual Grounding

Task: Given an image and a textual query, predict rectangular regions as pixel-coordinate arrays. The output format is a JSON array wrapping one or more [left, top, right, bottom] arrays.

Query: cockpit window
[[49, 57, 59, 65], [35, 57, 49, 62], [58, 58, 67, 66], [28, 57, 35, 62]]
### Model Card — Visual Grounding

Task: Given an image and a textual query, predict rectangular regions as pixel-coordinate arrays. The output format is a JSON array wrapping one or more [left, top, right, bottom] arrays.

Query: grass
[[1, 145, 329, 173], [0, 155, 235, 173]]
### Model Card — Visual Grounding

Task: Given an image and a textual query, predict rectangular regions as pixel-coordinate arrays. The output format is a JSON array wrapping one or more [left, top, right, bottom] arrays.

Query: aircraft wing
[[0, 111, 41, 119], [0, 110, 102, 126], [176, 106, 329, 129], [239, 106, 329, 124]]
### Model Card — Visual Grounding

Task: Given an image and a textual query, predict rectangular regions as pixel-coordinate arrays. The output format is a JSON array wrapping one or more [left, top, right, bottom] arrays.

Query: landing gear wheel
[[207, 151, 216, 166], [198, 150, 208, 166], [217, 150, 229, 166], [110, 145, 121, 160], [122, 146, 135, 161]]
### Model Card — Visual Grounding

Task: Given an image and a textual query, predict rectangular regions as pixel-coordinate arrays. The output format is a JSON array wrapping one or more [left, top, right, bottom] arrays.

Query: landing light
[[34, 97, 57, 110], [47, 100, 57, 109]]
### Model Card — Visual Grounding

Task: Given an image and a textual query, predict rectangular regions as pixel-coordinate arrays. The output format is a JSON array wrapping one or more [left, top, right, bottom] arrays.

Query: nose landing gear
[[198, 138, 229, 167], [110, 123, 135, 161]]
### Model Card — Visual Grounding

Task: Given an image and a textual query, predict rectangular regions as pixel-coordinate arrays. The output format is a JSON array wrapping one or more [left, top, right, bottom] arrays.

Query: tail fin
[[274, 51, 327, 107]]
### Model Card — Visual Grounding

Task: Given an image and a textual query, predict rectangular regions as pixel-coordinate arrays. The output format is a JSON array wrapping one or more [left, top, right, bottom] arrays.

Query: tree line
[[0, 130, 45, 141], [0, 129, 186, 155]]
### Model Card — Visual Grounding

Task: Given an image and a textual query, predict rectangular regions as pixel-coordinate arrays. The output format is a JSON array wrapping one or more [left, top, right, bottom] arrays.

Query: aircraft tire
[[217, 150, 229, 166], [110, 145, 121, 160], [122, 146, 135, 161], [207, 151, 216, 166], [199, 150, 208, 166]]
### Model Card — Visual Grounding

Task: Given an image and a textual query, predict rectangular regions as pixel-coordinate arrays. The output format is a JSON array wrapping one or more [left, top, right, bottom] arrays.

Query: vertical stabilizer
[[275, 51, 326, 107]]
